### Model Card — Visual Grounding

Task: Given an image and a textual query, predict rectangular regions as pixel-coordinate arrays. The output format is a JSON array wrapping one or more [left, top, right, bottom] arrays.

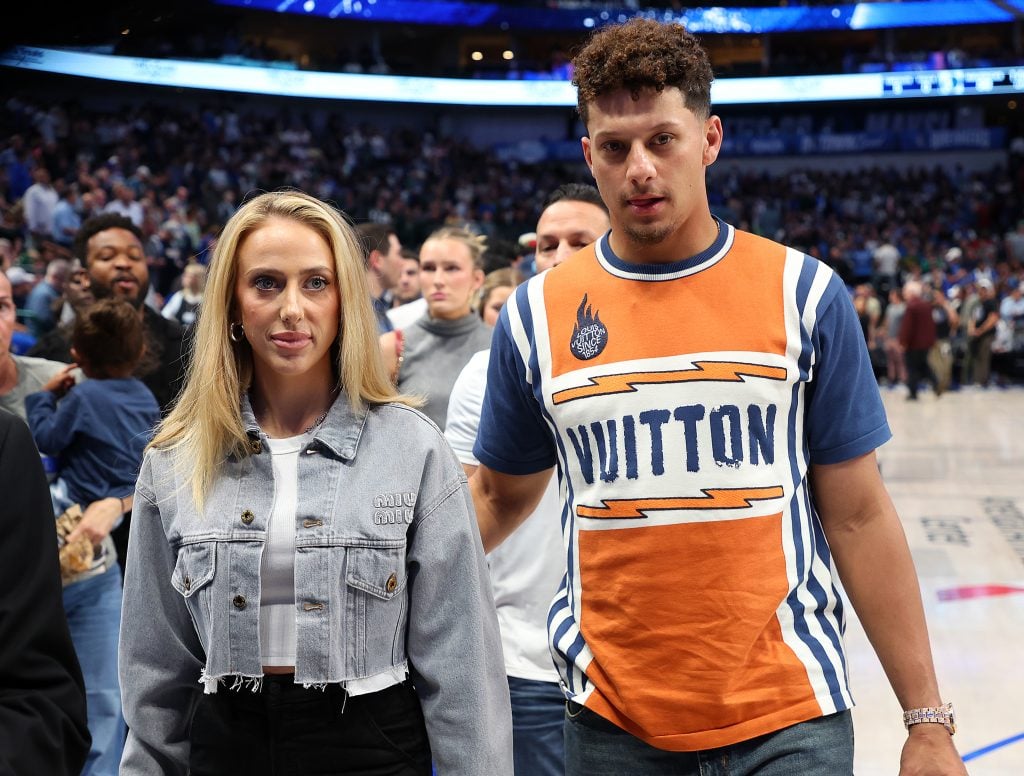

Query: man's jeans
[[64, 565, 126, 776], [508, 676, 565, 776], [565, 702, 853, 776]]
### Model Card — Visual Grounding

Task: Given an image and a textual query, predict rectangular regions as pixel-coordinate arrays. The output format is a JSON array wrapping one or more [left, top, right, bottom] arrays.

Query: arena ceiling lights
[[4, 45, 1019, 106], [215, 0, 1016, 33], [2, 46, 1022, 107]]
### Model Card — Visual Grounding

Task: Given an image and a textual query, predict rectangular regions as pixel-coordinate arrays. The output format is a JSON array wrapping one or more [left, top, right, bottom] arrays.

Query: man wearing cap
[[6, 266, 35, 315]]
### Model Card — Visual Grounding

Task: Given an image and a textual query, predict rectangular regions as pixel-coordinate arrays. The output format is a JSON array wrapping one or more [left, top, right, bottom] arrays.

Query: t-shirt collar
[[595, 216, 733, 282]]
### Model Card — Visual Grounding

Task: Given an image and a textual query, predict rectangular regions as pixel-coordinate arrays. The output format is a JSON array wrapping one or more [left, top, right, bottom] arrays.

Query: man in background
[[27, 260, 94, 363], [161, 262, 206, 329], [445, 183, 609, 775], [52, 185, 83, 251], [356, 222, 404, 332], [394, 247, 422, 307], [73, 214, 187, 415], [25, 258, 70, 338], [388, 247, 428, 330], [899, 280, 941, 400], [23, 167, 59, 245], [71, 214, 188, 571]]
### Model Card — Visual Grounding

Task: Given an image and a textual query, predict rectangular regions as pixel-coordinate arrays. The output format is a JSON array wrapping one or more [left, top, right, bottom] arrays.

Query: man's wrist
[[904, 702, 955, 736], [908, 722, 951, 735]]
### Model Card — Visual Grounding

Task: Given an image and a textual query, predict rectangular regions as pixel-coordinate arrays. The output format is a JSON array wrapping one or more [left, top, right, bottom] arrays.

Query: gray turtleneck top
[[397, 313, 493, 430]]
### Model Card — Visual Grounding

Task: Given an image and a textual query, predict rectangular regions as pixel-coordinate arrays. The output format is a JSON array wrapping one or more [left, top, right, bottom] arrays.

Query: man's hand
[[67, 496, 122, 547], [899, 725, 968, 776]]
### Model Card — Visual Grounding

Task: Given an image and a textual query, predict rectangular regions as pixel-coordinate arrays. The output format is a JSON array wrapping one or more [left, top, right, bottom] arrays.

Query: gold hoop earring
[[229, 322, 245, 343]]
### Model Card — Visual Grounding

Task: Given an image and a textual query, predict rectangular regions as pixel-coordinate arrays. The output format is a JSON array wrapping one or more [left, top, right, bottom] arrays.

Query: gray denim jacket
[[119, 396, 513, 775]]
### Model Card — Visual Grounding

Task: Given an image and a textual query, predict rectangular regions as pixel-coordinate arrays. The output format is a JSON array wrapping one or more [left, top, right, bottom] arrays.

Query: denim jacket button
[[385, 573, 398, 593], [249, 438, 262, 454], [233, 595, 247, 610], [241, 510, 255, 525], [183, 576, 192, 592]]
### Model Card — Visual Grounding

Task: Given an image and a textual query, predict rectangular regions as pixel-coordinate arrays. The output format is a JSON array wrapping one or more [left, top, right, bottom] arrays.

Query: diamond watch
[[903, 702, 955, 735]]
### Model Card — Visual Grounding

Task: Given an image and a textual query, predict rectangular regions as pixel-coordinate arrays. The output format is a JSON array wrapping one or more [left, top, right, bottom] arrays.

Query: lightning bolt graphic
[[576, 486, 786, 519], [552, 361, 787, 405]]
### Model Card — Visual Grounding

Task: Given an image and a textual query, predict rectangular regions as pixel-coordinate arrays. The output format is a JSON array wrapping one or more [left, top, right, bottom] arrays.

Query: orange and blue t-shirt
[[474, 219, 891, 751]]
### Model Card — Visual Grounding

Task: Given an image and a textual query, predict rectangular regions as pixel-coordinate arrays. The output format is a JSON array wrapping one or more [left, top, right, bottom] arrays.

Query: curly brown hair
[[572, 18, 714, 126]]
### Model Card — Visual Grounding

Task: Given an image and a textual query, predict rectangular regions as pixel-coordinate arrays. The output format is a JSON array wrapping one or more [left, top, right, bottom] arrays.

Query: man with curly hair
[[471, 17, 965, 776]]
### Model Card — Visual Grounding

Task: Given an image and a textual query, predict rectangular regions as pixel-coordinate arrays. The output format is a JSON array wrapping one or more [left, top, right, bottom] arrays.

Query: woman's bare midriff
[[263, 666, 295, 675]]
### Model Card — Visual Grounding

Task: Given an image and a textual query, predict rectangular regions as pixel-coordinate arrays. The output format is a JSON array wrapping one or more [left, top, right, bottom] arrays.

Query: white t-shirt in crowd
[[445, 349, 564, 684]]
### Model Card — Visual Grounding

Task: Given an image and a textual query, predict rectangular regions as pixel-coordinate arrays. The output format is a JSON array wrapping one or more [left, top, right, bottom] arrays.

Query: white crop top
[[259, 434, 303, 666], [258, 432, 408, 695]]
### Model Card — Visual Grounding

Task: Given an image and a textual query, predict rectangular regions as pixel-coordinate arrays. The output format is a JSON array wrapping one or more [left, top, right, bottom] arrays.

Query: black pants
[[905, 348, 939, 398], [189, 677, 432, 776], [111, 514, 130, 579]]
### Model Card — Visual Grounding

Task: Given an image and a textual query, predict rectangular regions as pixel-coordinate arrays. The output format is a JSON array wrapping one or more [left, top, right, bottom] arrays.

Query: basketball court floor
[[848, 386, 1024, 775]]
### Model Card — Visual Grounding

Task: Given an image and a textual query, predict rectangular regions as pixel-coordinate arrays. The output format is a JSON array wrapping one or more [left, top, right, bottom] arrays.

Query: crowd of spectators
[[2, 93, 1023, 385]]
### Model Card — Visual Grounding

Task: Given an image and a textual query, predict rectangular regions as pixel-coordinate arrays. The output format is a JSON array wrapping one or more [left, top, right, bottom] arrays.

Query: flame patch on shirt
[[570, 294, 608, 360]]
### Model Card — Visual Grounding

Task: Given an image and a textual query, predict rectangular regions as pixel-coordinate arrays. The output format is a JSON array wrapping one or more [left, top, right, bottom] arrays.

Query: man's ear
[[702, 115, 723, 167], [581, 136, 594, 175]]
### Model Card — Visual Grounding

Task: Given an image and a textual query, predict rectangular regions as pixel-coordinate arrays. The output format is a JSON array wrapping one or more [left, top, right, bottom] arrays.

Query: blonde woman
[[379, 226, 491, 430], [119, 191, 512, 776]]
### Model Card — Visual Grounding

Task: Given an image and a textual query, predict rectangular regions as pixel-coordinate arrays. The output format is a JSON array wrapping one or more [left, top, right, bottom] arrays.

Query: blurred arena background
[[2, 2, 1022, 773]]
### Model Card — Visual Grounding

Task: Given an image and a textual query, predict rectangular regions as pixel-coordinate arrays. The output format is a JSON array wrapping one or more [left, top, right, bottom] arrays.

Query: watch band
[[903, 702, 956, 735]]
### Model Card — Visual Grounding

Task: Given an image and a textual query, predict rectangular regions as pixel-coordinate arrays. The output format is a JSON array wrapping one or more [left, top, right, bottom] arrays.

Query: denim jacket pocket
[[170, 541, 216, 653], [345, 545, 409, 675]]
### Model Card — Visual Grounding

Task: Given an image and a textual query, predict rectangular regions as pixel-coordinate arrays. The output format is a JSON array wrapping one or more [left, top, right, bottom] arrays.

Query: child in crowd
[[26, 297, 160, 776]]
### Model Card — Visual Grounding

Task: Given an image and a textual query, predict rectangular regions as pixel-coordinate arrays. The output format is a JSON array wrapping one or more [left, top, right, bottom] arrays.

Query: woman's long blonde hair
[[151, 190, 408, 508]]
